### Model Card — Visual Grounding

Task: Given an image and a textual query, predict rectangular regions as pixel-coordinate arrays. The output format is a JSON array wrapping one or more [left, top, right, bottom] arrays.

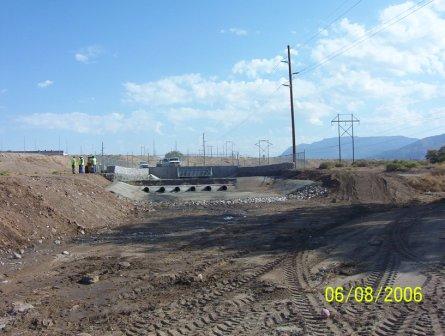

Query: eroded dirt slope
[[0, 174, 133, 251], [0, 154, 70, 176]]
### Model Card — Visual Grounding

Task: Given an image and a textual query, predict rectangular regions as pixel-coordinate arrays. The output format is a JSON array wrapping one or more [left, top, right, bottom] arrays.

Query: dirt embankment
[[0, 153, 70, 176], [331, 171, 417, 203], [0, 155, 133, 252], [290, 168, 443, 204], [404, 169, 445, 192]]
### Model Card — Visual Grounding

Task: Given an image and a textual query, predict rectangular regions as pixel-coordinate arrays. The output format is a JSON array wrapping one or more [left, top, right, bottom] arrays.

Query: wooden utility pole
[[283, 45, 297, 168], [202, 133, 206, 166]]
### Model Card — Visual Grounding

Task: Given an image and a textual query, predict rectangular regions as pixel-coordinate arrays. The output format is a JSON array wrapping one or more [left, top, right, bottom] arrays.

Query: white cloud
[[17, 111, 161, 134], [123, 74, 291, 125], [17, 1, 445, 147], [232, 56, 287, 78], [123, 72, 330, 127], [312, 2, 445, 76], [74, 45, 103, 64], [220, 27, 248, 36], [37, 80, 54, 88]]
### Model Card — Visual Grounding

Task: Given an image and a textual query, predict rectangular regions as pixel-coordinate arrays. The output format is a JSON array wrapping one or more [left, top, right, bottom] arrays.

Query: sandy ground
[[0, 198, 443, 335], [0, 154, 444, 335]]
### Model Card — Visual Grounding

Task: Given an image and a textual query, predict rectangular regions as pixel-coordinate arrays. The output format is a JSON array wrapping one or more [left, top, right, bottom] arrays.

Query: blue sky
[[1, 0, 444, 155]]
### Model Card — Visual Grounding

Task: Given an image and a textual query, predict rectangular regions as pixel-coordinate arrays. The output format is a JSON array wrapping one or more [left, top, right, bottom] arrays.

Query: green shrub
[[426, 146, 445, 163], [335, 162, 345, 167], [319, 161, 334, 169], [352, 160, 369, 167], [385, 160, 420, 172], [0, 171, 10, 176]]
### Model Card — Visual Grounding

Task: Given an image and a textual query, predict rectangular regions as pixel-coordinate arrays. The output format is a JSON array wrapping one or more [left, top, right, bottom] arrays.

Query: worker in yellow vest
[[70, 156, 77, 174], [92, 156, 97, 173], [79, 156, 85, 174]]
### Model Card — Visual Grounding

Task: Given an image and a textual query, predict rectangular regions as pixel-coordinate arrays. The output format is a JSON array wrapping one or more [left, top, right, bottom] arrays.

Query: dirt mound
[[0, 174, 133, 251], [0, 153, 70, 176], [404, 170, 445, 192], [331, 170, 418, 203]]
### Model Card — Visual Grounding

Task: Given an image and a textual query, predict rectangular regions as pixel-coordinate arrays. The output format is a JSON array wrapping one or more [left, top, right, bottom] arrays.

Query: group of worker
[[70, 155, 97, 174]]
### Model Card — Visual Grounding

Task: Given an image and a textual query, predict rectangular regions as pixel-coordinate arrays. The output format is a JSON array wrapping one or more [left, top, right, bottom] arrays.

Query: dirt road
[[1, 198, 443, 335]]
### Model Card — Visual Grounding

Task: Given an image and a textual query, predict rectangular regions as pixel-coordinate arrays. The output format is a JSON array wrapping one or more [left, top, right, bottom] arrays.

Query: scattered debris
[[118, 261, 131, 268], [11, 301, 34, 314], [62, 251, 69, 255], [12, 252, 22, 259], [80, 274, 99, 285], [369, 237, 383, 246], [31, 317, 54, 329], [321, 308, 331, 319]]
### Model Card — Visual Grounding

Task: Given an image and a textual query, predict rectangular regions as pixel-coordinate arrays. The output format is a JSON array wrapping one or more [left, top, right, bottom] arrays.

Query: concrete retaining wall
[[149, 165, 238, 179], [107, 162, 293, 181], [107, 166, 151, 181], [237, 163, 294, 177]]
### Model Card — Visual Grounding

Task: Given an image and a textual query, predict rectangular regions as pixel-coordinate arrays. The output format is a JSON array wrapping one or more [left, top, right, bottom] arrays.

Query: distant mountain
[[374, 133, 445, 160], [281, 136, 418, 159]]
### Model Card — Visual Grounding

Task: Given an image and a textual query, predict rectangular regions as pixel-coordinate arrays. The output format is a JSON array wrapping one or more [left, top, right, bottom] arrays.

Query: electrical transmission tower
[[255, 139, 272, 165], [331, 114, 360, 163]]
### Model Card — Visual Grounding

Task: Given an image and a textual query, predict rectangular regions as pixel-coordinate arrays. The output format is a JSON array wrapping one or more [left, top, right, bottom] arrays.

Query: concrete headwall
[[149, 166, 178, 179], [237, 163, 294, 177], [107, 166, 152, 181], [149, 165, 238, 179], [107, 163, 293, 181]]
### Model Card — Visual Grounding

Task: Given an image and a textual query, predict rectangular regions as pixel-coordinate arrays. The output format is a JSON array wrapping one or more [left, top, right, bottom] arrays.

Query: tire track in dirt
[[284, 251, 346, 336], [122, 254, 286, 336], [371, 206, 444, 336]]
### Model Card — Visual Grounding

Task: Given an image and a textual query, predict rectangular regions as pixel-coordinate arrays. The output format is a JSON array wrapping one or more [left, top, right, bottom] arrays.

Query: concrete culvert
[[203, 185, 212, 191], [142, 187, 150, 193], [188, 186, 196, 192], [157, 186, 166, 193], [218, 185, 228, 191], [172, 186, 181, 192]]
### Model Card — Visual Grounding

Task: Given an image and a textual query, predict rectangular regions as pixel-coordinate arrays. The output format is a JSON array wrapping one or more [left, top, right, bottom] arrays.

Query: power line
[[331, 113, 360, 162], [301, 120, 444, 156], [323, 0, 357, 22], [215, 84, 284, 141], [298, 0, 364, 49], [297, 0, 434, 76]]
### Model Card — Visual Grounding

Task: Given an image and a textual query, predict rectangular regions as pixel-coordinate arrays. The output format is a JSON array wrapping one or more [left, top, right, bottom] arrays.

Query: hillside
[[281, 136, 418, 159], [375, 133, 445, 160]]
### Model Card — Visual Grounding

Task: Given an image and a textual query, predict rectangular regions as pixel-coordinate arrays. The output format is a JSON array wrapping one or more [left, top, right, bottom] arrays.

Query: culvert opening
[[203, 185, 212, 191], [218, 185, 228, 191], [187, 186, 196, 192], [143, 187, 150, 193], [172, 186, 181, 192], [157, 186, 166, 193]]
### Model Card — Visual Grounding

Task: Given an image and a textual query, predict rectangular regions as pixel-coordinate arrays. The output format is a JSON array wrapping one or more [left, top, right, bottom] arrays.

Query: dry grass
[[406, 170, 445, 192]]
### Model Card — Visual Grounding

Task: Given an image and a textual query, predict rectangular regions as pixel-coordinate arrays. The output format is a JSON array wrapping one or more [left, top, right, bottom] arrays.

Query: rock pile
[[288, 185, 329, 200]]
